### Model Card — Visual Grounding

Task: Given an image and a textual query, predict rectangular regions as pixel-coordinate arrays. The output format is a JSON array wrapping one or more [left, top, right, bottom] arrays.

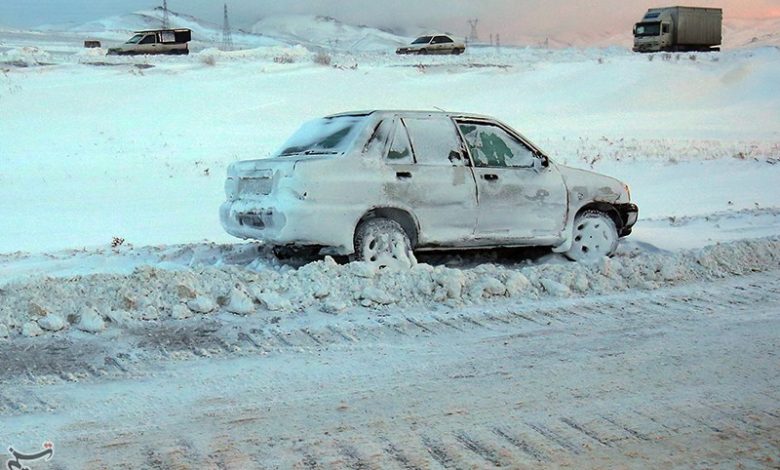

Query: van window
[[458, 122, 535, 168], [403, 117, 465, 166]]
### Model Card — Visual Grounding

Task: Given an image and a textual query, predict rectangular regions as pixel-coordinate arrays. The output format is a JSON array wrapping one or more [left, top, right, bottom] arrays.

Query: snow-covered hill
[[37, 7, 285, 48], [251, 14, 410, 52]]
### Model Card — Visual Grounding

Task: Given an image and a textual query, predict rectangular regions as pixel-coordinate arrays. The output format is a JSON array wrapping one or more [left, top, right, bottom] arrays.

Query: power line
[[467, 19, 479, 43], [221, 3, 234, 51], [161, 0, 169, 29]]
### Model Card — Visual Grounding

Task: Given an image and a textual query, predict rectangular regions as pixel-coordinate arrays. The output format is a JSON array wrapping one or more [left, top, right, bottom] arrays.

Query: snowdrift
[[1, 238, 778, 338]]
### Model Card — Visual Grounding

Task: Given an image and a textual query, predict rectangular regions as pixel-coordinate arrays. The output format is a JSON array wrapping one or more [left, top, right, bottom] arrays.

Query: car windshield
[[412, 36, 432, 44], [125, 34, 144, 44], [276, 115, 368, 157], [635, 22, 661, 37]]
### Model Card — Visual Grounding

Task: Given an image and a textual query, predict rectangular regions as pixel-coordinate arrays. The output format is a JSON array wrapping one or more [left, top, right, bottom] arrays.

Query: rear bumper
[[220, 200, 356, 254], [616, 203, 639, 236]]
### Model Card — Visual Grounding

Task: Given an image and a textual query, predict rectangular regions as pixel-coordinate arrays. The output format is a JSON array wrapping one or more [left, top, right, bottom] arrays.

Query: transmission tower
[[467, 19, 479, 43], [221, 3, 234, 51], [161, 0, 170, 29]]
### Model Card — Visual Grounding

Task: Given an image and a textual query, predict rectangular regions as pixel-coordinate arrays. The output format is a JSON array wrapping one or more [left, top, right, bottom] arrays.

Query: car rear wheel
[[452, 48, 464, 55], [565, 211, 619, 262], [354, 218, 414, 267]]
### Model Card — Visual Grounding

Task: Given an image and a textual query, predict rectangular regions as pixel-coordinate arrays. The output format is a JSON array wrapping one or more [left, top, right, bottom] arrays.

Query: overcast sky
[[1, 0, 778, 38]]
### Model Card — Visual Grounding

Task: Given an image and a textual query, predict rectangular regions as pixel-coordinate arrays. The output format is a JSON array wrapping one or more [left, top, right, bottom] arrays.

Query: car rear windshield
[[412, 36, 432, 44], [276, 115, 368, 157]]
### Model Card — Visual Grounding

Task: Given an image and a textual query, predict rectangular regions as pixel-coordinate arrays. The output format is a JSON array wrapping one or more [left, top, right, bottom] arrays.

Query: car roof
[[325, 110, 495, 121], [134, 28, 191, 33]]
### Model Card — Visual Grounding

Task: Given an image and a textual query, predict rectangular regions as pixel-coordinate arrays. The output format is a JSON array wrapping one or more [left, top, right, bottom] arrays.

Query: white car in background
[[220, 111, 638, 263], [396, 34, 466, 55]]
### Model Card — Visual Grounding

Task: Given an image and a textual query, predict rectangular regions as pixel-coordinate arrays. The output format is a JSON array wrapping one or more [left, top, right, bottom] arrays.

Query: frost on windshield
[[459, 123, 535, 168], [276, 115, 367, 157]]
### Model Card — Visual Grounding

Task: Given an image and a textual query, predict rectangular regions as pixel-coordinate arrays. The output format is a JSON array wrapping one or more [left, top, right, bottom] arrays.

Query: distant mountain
[[251, 15, 410, 53], [724, 17, 780, 48], [38, 8, 285, 48]]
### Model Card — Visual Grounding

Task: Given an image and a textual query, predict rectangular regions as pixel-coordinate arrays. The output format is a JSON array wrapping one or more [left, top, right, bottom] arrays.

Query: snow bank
[[1, 238, 778, 338], [0, 46, 52, 65]]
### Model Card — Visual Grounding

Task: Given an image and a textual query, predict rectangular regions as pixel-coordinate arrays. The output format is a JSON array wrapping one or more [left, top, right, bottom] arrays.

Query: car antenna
[[433, 106, 447, 112]]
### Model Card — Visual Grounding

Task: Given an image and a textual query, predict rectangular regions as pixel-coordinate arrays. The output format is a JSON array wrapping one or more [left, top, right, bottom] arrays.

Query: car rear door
[[432, 35, 454, 53], [456, 119, 567, 241], [382, 115, 478, 246]]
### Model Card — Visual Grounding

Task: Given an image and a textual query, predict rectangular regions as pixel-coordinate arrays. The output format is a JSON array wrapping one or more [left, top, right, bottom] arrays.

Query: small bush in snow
[[313, 51, 332, 66], [273, 54, 295, 64], [111, 237, 125, 248], [200, 54, 217, 66]]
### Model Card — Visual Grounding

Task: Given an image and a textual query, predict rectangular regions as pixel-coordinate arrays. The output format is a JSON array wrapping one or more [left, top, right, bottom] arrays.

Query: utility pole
[[221, 3, 234, 51], [162, 0, 170, 29], [496, 33, 501, 50], [467, 19, 479, 43]]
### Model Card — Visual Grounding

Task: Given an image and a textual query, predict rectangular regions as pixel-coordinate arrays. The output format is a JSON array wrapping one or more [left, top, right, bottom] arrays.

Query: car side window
[[458, 122, 535, 168], [434, 36, 453, 44], [386, 120, 414, 164], [140, 34, 156, 44], [403, 117, 465, 167]]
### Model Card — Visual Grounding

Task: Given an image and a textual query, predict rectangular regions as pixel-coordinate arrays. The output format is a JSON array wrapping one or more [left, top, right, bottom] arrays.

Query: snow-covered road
[[2, 35, 779, 468], [2, 268, 778, 468]]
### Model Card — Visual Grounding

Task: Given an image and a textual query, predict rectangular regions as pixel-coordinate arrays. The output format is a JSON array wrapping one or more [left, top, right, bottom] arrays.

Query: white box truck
[[633, 6, 722, 52]]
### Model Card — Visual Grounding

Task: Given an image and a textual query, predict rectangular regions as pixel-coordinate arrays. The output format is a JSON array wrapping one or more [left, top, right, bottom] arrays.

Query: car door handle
[[396, 171, 412, 180], [482, 173, 499, 181]]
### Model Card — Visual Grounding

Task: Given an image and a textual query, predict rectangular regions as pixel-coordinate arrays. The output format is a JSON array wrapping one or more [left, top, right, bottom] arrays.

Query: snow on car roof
[[325, 110, 495, 120]]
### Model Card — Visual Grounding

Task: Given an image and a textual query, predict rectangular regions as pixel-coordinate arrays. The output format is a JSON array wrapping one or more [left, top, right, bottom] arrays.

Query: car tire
[[565, 210, 619, 262], [453, 48, 464, 55], [354, 218, 413, 267], [418, 49, 428, 55]]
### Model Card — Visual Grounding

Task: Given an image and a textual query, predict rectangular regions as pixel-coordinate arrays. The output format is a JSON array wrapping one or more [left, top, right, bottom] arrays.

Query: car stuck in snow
[[220, 111, 638, 262], [107, 28, 192, 55], [396, 34, 466, 55]]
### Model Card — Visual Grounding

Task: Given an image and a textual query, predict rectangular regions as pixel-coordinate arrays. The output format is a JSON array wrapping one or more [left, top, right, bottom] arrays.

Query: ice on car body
[[220, 110, 638, 262]]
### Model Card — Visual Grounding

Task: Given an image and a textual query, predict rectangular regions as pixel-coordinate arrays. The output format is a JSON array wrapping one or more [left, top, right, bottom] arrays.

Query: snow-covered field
[[0, 15, 779, 467]]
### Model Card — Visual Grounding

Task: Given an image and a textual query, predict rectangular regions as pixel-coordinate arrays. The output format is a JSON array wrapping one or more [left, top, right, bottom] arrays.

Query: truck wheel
[[565, 211, 619, 262], [354, 218, 413, 267]]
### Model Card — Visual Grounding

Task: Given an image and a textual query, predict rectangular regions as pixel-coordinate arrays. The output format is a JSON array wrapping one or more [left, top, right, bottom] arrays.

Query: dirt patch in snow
[[0, 238, 778, 338]]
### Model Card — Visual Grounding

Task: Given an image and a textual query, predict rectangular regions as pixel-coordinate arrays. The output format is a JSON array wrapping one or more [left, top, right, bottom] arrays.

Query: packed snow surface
[[0, 22, 779, 340]]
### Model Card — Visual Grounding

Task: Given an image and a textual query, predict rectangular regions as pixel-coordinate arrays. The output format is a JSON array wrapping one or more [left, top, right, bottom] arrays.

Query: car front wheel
[[354, 218, 414, 267], [565, 210, 619, 262]]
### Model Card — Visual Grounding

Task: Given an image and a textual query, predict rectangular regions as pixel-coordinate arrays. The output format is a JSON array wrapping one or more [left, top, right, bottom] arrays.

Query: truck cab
[[633, 10, 672, 53], [107, 28, 192, 56]]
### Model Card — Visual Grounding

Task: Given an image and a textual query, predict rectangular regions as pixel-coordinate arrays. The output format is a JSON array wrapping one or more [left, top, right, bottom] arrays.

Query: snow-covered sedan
[[396, 35, 466, 55], [220, 111, 638, 262]]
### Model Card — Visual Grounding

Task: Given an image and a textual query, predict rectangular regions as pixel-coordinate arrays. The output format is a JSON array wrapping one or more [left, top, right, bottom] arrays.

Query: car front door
[[457, 120, 567, 241], [382, 115, 478, 246], [138, 33, 158, 53]]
